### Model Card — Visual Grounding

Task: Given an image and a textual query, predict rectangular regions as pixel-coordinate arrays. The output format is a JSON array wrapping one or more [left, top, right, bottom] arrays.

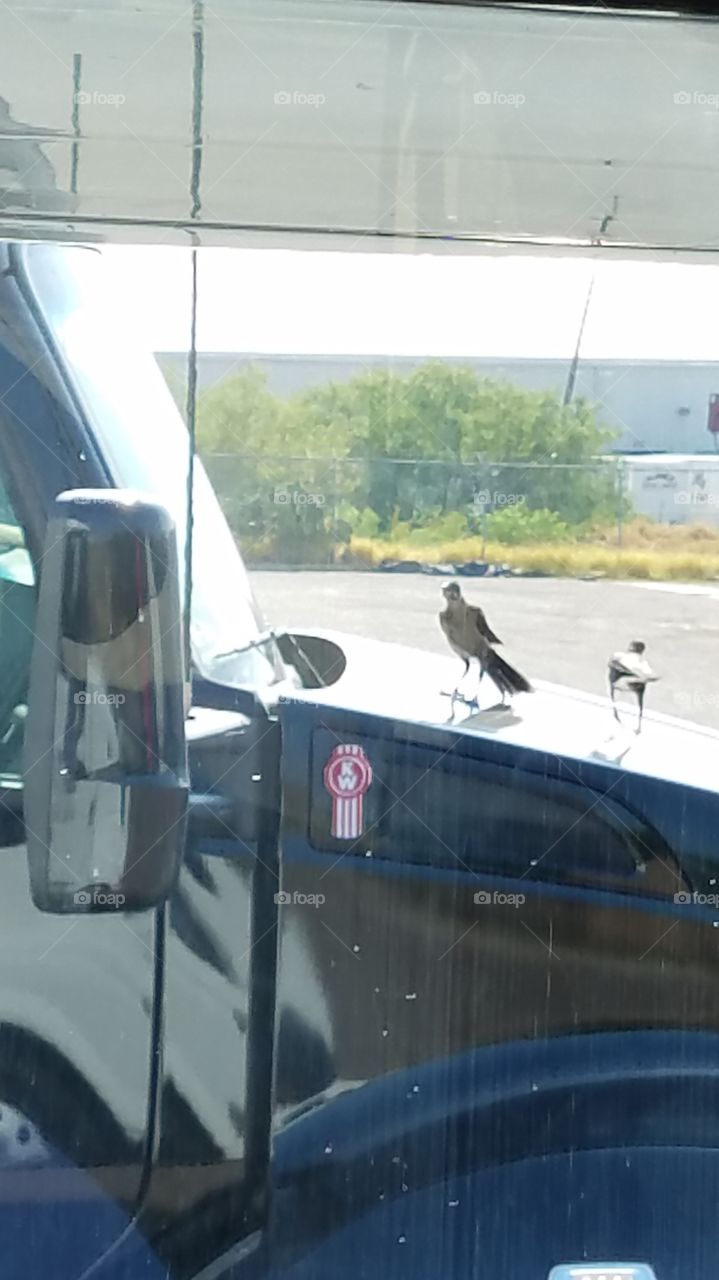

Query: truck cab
[[0, 238, 716, 1280]]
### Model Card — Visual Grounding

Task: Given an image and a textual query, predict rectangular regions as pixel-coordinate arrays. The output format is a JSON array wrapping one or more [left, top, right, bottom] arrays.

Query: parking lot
[[252, 572, 719, 731]]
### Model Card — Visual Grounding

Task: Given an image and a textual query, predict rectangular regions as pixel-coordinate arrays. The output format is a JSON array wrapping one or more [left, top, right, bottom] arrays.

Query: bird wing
[[609, 651, 658, 682], [468, 604, 502, 646], [440, 608, 472, 659], [454, 606, 491, 659]]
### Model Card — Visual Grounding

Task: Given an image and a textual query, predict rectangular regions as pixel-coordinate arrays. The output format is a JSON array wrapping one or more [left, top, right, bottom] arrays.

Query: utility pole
[[563, 272, 595, 407]]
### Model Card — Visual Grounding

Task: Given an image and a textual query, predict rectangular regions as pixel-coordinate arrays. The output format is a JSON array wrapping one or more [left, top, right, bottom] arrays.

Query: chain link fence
[[201, 453, 637, 566]]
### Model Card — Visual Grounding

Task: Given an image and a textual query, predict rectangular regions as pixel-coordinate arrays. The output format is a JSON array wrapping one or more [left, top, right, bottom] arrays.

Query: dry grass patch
[[348, 533, 719, 581]]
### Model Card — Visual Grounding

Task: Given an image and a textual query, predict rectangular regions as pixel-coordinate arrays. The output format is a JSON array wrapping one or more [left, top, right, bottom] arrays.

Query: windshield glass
[[20, 243, 282, 690], [106, 131, 719, 1280], [116, 242, 719, 742]]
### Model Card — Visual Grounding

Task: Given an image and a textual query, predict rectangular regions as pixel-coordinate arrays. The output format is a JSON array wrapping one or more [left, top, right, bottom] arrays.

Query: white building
[[622, 455, 719, 529]]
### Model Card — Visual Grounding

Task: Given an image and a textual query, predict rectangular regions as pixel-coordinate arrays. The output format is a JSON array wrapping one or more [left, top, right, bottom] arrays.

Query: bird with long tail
[[439, 581, 532, 706]]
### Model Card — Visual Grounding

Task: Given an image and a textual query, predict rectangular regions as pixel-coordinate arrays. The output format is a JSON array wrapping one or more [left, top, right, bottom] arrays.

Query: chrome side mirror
[[24, 490, 189, 913]]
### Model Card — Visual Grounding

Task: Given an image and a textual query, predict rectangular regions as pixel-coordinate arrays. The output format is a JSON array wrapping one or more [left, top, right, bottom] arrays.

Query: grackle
[[439, 582, 531, 705], [608, 639, 658, 734]]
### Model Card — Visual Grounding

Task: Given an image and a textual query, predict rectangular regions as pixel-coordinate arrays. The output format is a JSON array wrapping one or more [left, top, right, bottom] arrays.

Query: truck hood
[[284, 628, 719, 796]]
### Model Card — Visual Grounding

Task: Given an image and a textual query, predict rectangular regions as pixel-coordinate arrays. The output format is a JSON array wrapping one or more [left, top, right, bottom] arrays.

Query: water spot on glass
[[397, 1235, 407, 1245], [352, 944, 360, 953], [531, 1083, 539, 1092], [405, 992, 417, 1001], [391, 1155, 401, 1165], [365, 849, 373, 857], [324, 1143, 333, 1155], [381, 1027, 389, 1037], [251, 773, 261, 782], [373, 986, 381, 994], [401, 1183, 408, 1192], [448, 1199, 460, 1208], [16, 1125, 30, 1145], [78, 451, 86, 462]]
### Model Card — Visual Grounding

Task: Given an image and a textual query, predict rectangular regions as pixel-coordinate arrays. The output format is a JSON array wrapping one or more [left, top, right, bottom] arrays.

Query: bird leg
[[453, 658, 470, 698], [473, 660, 485, 707], [610, 681, 621, 723], [636, 686, 645, 735]]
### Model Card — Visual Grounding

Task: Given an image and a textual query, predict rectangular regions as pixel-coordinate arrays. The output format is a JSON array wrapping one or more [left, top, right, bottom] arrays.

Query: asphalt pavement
[[252, 571, 719, 731]]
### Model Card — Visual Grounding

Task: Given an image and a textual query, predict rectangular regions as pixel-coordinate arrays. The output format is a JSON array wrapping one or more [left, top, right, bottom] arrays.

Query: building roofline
[[156, 351, 719, 370]]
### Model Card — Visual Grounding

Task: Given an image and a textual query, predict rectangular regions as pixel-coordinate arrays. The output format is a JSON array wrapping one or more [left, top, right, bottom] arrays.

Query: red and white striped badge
[[323, 743, 373, 839]]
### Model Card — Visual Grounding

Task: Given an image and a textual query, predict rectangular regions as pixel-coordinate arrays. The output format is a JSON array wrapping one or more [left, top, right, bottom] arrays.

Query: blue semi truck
[[0, 3, 718, 1279]]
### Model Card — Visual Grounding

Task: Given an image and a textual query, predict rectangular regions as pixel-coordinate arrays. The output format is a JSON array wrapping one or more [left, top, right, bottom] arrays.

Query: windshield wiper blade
[[213, 629, 281, 662]]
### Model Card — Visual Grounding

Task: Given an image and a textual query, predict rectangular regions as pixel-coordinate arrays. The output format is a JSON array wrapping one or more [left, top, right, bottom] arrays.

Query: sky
[[103, 245, 719, 363]]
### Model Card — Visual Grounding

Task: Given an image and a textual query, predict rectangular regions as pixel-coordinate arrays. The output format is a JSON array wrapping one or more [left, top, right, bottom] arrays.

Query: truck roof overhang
[[1, 0, 718, 260]]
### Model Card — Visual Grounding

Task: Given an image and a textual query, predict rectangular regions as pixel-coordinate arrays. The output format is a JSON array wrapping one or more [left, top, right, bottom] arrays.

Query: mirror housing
[[24, 490, 189, 913]]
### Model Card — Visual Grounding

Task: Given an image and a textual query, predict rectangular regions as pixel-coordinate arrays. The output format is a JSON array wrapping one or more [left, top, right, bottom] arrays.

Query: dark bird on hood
[[608, 639, 658, 734], [439, 582, 532, 705]]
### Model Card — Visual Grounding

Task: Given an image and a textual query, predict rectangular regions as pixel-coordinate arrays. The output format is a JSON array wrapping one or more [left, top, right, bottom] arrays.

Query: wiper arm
[[213, 629, 281, 662], [215, 629, 327, 689]]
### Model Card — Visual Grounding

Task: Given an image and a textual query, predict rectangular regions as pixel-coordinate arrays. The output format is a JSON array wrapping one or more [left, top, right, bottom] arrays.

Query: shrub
[[483, 505, 572, 545]]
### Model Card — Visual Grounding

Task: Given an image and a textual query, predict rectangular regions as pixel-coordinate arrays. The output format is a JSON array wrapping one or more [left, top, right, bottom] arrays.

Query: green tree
[[196, 360, 619, 560], [292, 363, 616, 533], [198, 367, 340, 562]]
